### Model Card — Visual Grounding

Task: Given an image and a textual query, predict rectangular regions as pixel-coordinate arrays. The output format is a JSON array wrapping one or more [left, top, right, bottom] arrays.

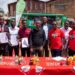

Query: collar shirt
[[43, 24, 48, 40], [60, 27, 72, 41]]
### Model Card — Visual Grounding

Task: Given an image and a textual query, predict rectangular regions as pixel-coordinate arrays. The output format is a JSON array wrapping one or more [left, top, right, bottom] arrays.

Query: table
[[0, 57, 75, 75]]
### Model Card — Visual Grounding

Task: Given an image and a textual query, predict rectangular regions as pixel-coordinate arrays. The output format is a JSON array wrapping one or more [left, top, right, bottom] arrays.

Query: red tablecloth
[[0, 57, 75, 75]]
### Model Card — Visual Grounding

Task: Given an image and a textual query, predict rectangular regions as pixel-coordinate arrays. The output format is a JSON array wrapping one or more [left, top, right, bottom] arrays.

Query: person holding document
[[0, 16, 9, 56], [18, 20, 31, 57], [8, 20, 19, 56]]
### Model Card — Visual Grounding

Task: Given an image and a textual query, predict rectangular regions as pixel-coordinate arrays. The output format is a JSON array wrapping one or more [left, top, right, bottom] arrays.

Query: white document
[[0, 32, 8, 43], [52, 56, 66, 61], [10, 34, 19, 46], [22, 38, 29, 48], [36, 66, 43, 73]]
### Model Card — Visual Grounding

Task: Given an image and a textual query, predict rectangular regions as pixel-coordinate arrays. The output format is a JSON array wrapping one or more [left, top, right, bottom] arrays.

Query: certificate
[[22, 38, 29, 48], [0, 32, 8, 43], [10, 34, 19, 46]]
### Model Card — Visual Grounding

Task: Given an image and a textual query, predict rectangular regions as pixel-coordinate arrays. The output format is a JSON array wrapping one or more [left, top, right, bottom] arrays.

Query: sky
[[0, 0, 17, 14]]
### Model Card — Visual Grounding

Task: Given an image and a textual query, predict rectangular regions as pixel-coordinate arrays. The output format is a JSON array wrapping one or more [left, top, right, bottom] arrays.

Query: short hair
[[35, 20, 42, 24], [43, 16, 47, 19], [53, 21, 58, 25], [64, 20, 69, 24], [11, 19, 15, 22], [22, 20, 26, 24], [69, 21, 75, 25]]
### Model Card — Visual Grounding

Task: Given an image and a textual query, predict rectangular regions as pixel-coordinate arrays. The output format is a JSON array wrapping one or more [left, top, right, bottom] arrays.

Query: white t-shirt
[[9, 26, 19, 46], [60, 27, 72, 48], [60, 27, 72, 40], [43, 24, 48, 40]]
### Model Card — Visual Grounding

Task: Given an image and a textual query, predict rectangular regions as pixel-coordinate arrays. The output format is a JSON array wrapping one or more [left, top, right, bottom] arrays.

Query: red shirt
[[48, 28, 64, 50], [68, 30, 75, 50], [18, 27, 31, 38]]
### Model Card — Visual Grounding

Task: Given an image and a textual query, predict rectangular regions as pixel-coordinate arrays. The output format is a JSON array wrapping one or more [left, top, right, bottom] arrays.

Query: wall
[[47, 0, 75, 17]]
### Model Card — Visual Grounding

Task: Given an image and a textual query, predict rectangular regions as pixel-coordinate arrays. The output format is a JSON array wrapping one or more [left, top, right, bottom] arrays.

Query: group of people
[[0, 16, 75, 57]]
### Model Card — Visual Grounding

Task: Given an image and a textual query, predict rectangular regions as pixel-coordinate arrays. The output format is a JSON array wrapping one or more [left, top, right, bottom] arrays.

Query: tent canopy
[[22, 13, 64, 17]]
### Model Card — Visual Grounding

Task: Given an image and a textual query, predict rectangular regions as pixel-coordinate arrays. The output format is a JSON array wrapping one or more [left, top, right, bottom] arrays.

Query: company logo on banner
[[16, 0, 25, 26]]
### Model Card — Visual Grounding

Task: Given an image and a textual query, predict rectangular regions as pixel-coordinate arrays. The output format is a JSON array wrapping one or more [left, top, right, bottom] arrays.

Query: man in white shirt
[[60, 21, 72, 56], [8, 20, 19, 56], [42, 17, 53, 57]]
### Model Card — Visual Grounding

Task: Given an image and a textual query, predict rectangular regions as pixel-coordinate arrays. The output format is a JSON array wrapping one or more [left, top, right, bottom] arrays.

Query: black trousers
[[0, 43, 9, 56], [44, 40, 49, 57], [21, 47, 30, 57], [51, 49, 62, 57], [8, 45, 19, 56], [31, 49, 43, 57], [31, 46, 43, 57], [68, 48, 75, 56]]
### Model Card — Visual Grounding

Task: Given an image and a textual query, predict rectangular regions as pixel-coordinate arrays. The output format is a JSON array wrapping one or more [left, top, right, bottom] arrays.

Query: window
[[54, 5, 65, 10]]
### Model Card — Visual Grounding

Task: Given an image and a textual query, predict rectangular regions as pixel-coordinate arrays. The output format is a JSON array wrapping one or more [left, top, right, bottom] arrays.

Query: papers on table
[[10, 34, 19, 46], [36, 66, 43, 73], [21, 65, 43, 73], [21, 65, 30, 72], [52, 56, 66, 61], [0, 32, 8, 43], [73, 66, 75, 70], [22, 38, 29, 48]]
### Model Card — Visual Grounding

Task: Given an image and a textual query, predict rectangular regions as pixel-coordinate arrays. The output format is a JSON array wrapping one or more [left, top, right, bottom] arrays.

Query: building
[[8, 0, 46, 16], [47, 0, 75, 17], [8, 2, 16, 16], [8, 0, 75, 17], [8, 0, 55, 16]]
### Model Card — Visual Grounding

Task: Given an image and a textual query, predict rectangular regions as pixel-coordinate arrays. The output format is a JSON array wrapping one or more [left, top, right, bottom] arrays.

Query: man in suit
[[42, 17, 53, 57]]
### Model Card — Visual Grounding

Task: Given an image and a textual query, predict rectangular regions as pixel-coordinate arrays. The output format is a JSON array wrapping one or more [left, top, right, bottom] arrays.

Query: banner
[[16, 0, 26, 26]]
